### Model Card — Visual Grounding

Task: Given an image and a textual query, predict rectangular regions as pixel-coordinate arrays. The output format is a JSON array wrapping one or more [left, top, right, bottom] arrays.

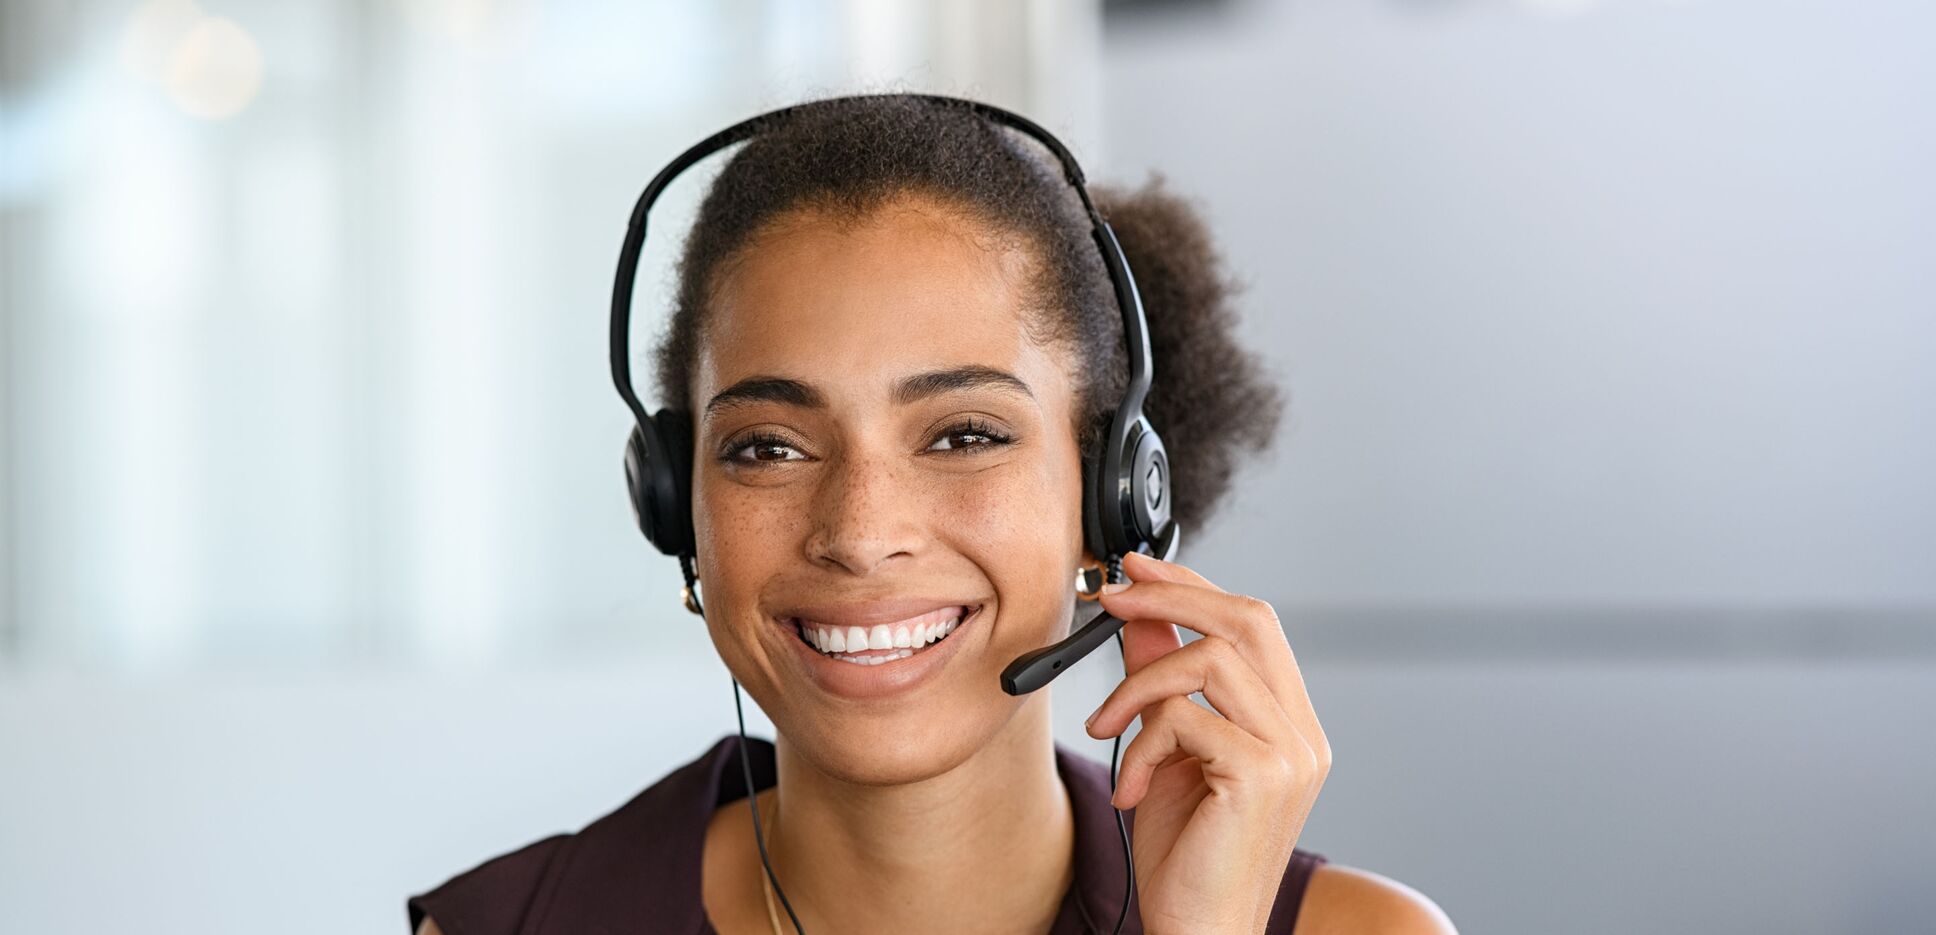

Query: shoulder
[[1292, 861, 1458, 935], [403, 735, 748, 935], [406, 833, 574, 935]]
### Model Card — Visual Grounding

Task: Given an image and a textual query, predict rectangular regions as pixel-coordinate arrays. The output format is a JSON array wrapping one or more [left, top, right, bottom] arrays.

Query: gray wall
[[1100, 0, 1934, 609], [1096, 1, 1936, 931]]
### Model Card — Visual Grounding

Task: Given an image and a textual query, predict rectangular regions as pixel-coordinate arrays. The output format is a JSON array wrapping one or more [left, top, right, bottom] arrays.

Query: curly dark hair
[[650, 94, 1285, 536]]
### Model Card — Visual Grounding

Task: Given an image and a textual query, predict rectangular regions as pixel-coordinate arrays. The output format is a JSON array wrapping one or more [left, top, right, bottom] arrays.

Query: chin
[[780, 712, 1002, 787]]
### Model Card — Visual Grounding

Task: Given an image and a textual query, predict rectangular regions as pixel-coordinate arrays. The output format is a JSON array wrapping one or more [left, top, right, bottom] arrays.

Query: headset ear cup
[[623, 412, 696, 557], [1091, 411, 1176, 561]]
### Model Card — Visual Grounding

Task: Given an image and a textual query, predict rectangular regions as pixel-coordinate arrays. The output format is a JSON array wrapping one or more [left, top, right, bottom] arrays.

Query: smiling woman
[[406, 94, 1455, 935]]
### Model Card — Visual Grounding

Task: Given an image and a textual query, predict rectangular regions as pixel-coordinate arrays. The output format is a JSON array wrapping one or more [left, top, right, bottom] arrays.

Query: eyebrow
[[703, 365, 1035, 419]]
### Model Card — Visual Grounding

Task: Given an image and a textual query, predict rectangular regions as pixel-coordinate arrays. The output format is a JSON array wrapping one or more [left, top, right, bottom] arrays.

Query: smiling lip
[[778, 602, 986, 700]]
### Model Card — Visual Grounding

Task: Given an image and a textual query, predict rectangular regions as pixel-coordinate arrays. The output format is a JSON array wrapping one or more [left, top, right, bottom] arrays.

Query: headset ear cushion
[[624, 425, 654, 540], [1082, 408, 1113, 563], [651, 406, 697, 557], [623, 411, 696, 558]]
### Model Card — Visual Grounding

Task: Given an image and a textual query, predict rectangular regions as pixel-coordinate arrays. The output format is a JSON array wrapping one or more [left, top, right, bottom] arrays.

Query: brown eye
[[724, 434, 808, 465], [926, 419, 1015, 454]]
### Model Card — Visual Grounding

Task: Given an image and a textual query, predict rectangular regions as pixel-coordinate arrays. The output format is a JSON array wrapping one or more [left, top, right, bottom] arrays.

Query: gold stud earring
[[681, 581, 704, 616], [1074, 560, 1107, 602]]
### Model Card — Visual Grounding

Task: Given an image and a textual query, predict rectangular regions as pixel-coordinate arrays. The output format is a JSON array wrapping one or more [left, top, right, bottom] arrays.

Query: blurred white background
[[3, 0, 1931, 932]]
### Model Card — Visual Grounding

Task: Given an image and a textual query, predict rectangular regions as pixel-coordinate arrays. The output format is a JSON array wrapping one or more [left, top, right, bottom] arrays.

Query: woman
[[407, 94, 1455, 935]]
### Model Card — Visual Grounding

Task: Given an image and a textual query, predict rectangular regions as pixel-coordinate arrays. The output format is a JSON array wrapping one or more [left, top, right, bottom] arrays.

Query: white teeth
[[797, 607, 974, 658]]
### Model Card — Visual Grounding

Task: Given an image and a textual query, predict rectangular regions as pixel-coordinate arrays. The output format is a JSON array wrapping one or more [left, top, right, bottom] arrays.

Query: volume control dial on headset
[[1101, 416, 1172, 553], [1129, 423, 1171, 543]]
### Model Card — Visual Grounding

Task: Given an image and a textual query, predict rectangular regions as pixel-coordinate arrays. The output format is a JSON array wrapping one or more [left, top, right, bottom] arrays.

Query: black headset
[[609, 92, 1181, 934]]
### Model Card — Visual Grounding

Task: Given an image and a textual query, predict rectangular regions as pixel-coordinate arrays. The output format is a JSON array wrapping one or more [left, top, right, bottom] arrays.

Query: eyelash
[[720, 419, 1016, 466]]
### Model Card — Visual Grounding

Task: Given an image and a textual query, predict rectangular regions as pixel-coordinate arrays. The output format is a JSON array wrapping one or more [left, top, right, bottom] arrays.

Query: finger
[[1102, 580, 1287, 657], [1117, 615, 1184, 677], [1112, 695, 1286, 811], [1106, 555, 1222, 675], [1107, 576, 1300, 681], [1121, 549, 1224, 593], [1086, 635, 1294, 748], [1098, 579, 1307, 710]]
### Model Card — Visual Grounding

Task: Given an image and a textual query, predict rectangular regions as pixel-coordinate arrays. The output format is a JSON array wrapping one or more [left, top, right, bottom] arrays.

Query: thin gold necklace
[[758, 790, 786, 935]]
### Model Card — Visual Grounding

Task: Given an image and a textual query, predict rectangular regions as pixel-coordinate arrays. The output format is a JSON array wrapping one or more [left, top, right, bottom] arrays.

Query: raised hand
[[1084, 550, 1331, 935]]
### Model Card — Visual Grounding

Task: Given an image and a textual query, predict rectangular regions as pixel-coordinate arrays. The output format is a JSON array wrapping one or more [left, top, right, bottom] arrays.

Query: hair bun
[[1093, 172, 1288, 534]]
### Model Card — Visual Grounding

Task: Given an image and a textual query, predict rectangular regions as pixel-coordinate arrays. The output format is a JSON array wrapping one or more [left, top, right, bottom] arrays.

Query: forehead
[[694, 196, 1069, 408]]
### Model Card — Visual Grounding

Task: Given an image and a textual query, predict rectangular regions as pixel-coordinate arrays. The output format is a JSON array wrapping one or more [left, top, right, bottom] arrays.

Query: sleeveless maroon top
[[407, 733, 1328, 934]]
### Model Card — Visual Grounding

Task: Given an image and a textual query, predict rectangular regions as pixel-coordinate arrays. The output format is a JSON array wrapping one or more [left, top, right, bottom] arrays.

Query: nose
[[803, 449, 921, 576]]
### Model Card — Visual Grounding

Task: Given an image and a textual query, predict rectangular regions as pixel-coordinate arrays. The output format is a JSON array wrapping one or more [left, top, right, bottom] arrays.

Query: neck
[[762, 701, 1076, 935]]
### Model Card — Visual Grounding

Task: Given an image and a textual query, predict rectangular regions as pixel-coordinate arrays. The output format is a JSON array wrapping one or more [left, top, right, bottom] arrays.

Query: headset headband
[[608, 93, 1154, 446]]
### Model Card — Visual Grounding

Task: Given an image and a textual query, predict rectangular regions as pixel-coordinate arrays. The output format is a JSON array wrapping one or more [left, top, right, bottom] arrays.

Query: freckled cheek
[[690, 488, 815, 687], [689, 484, 804, 640], [939, 470, 1079, 614], [940, 473, 1051, 544]]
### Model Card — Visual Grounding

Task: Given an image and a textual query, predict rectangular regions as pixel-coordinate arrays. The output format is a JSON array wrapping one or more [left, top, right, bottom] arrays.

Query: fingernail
[[1085, 707, 1100, 728], [1100, 581, 1131, 595]]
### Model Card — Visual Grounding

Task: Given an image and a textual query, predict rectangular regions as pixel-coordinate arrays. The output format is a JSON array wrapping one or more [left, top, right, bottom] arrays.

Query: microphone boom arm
[[999, 521, 1181, 696]]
